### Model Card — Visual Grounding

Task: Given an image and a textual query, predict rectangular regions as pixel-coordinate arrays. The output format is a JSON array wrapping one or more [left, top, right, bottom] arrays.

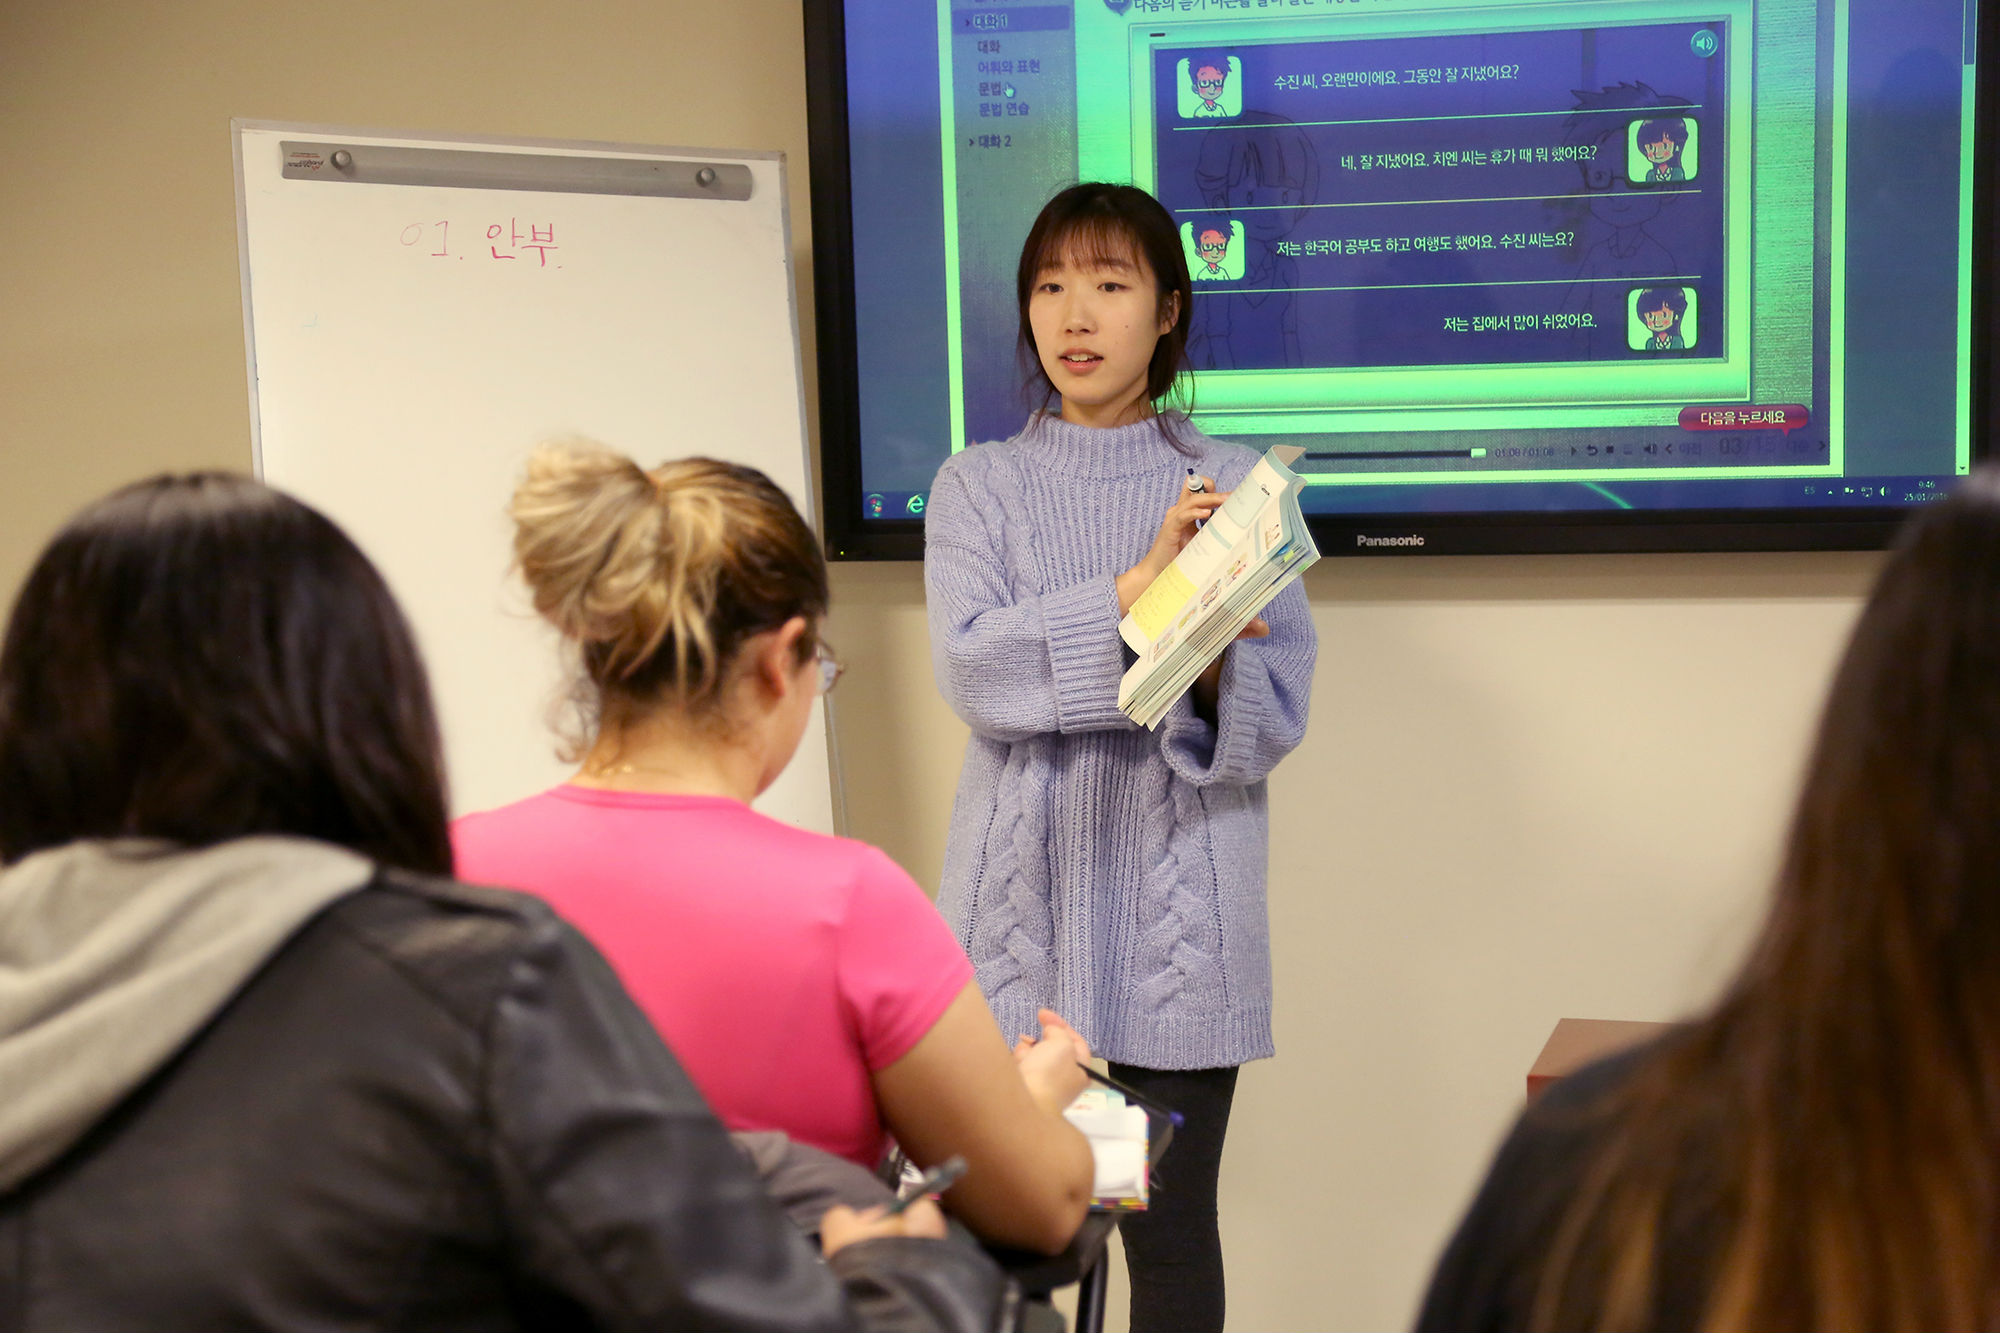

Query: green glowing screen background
[[826, 0, 1978, 536]]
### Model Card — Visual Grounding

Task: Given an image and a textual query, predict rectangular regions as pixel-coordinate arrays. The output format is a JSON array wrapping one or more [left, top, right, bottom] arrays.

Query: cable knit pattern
[[925, 414, 1317, 1069], [963, 738, 1057, 1004]]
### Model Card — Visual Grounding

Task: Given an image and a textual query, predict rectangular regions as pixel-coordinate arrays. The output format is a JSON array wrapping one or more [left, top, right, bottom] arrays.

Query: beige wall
[[2, 3, 1880, 1327], [833, 552, 1875, 1328]]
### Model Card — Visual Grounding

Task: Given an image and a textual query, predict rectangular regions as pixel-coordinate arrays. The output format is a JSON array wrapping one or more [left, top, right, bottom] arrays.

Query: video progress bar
[[1306, 449, 1484, 461]]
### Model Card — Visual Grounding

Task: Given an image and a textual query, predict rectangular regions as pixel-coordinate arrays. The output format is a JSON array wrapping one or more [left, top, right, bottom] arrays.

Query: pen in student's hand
[[883, 1155, 968, 1216], [1077, 1062, 1186, 1127]]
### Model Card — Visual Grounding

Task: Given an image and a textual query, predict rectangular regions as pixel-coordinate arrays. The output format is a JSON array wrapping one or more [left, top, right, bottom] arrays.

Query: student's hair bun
[[510, 440, 827, 733]]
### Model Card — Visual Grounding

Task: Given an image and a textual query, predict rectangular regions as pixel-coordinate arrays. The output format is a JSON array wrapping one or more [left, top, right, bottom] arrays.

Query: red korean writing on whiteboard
[[398, 220, 560, 267]]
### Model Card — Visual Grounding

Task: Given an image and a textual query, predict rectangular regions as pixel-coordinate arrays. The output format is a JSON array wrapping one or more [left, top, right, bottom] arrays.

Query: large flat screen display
[[806, 0, 1993, 556]]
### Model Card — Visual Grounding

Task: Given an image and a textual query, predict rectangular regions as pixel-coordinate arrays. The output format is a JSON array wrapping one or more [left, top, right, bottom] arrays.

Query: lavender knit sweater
[[924, 414, 1317, 1070]]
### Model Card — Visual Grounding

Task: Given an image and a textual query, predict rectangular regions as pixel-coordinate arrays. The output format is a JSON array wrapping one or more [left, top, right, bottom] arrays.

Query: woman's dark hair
[[1638, 287, 1688, 318], [0, 473, 451, 874], [1528, 466, 2000, 1332], [1637, 115, 1690, 149], [1015, 182, 1195, 440]]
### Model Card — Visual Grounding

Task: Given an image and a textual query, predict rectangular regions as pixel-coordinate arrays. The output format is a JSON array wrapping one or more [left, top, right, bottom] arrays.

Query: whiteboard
[[234, 121, 836, 832]]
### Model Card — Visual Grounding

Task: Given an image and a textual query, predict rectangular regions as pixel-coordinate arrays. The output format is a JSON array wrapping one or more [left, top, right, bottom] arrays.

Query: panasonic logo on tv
[[1355, 533, 1426, 548]]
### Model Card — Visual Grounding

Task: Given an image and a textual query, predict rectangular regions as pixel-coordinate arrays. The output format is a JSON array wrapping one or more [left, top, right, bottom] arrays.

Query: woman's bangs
[[1030, 215, 1148, 279]]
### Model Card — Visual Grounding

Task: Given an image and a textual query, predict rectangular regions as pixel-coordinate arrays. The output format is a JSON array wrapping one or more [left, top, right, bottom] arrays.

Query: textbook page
[[1064, 1088, 1151, 1209], [1116, 446, 1317, 727], [1119, 445, 1304, 657]]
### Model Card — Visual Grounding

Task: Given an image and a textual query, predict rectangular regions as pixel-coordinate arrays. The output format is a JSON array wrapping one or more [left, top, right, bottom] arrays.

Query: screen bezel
[[804, 0, 1997, 561]]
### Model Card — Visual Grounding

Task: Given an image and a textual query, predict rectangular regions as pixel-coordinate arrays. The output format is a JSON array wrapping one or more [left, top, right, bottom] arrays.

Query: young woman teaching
[[923, 182, 1319, 1332]]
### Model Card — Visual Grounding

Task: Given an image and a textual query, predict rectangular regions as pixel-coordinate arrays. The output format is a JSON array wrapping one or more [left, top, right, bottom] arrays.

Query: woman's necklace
[[575, 755, 746, 801], [582, 759, 686, 780]]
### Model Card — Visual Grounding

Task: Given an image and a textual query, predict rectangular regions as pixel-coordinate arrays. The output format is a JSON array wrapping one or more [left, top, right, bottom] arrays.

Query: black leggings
[[1105, 1063, 1240, 1333]]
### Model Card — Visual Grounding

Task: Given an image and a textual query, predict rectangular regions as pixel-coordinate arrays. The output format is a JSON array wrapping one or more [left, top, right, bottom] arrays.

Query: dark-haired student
[[1416, 466, 2000, 1333], [923, 182, 1318, 1333], [0, 472, 1009, 1333]]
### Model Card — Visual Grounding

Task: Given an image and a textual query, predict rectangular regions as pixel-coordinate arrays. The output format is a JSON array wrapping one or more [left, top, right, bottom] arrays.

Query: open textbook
[[1063, 1087, 1152, 1210], [1117, 445, 1320, 729], [898, 1086, 1153, 1209]]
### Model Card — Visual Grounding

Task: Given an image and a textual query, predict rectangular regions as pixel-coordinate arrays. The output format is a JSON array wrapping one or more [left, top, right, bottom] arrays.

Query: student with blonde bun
[[454, 441, 1095, 1256]]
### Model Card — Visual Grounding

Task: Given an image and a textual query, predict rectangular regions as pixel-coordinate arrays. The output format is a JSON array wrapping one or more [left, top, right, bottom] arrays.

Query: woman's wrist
[[1022, 1065, 1086, 1116], [1115, 561, 1162, 616]]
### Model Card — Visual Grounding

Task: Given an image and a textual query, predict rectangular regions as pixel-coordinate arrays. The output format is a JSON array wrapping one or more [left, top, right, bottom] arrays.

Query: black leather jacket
[[0, 870, 1012, 1332]]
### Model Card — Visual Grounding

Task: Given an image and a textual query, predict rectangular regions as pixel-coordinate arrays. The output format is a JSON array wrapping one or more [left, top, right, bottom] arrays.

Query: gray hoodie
[[0, 836, 372, 1192]]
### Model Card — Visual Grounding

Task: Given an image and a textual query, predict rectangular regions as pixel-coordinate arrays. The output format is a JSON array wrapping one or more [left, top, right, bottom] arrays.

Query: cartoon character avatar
[[1191, 54, 1229, 115], [1180, 219, 1244, 281], [1196, 226, 1229, 276], [1178, 54, 1241, 120], [1633, 116, 1692, 183], [1632, 286, 1692, 351]]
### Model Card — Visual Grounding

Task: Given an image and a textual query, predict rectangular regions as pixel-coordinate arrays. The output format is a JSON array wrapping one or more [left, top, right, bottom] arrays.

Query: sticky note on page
[[1128, 563, 1196, 640]]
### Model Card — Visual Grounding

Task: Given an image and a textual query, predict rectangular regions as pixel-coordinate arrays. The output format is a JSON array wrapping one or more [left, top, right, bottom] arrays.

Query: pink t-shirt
[[453, 786, 973, 1167]]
